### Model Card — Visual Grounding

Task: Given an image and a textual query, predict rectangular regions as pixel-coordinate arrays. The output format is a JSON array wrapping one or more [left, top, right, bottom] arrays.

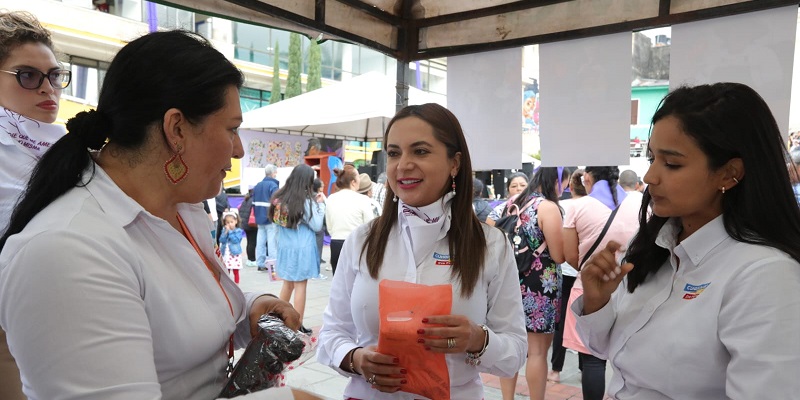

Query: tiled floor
[[235, 242, 611, 399]]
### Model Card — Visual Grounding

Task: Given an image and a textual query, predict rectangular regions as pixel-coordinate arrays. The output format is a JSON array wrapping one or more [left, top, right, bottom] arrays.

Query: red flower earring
[[164, 143, 188, 184]]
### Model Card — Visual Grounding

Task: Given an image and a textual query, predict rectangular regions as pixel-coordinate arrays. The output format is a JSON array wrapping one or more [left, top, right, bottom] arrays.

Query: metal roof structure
[[155, 0, 797, 62]]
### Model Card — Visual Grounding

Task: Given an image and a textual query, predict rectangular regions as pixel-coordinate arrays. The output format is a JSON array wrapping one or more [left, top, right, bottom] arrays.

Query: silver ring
[[447, 337, 456, 349], [367, 374, 376, 384]]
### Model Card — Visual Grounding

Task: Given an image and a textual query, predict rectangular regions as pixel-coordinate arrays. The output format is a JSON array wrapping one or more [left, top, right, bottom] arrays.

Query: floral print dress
[[516, 192, 562, 333]]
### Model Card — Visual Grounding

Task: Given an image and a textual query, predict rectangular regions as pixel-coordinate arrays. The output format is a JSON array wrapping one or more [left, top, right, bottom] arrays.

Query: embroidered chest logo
[[682, 282, 710, 300], [433, 252, 452, 266]]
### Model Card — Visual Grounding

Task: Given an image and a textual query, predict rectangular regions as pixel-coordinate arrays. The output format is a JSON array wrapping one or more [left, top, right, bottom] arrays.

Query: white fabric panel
[[447, 48, 523, 170], [539, 32, 632, 167], [671, 6, 797, 138]]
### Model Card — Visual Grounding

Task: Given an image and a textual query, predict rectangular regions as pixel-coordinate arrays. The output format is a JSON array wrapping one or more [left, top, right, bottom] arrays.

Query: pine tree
[[285, 32, 302, 98], [306, 38, 322, 92], [269, 41, 281, 104]]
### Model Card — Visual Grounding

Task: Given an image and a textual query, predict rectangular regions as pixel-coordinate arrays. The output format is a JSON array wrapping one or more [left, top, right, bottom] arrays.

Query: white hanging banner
[[539, 32, 632, 167], [671, 6, 797, 139], [448, 47, 523, 170]]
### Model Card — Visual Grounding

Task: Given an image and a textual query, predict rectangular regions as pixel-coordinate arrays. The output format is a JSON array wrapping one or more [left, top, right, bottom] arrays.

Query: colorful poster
[[239, 130, 343, 168]]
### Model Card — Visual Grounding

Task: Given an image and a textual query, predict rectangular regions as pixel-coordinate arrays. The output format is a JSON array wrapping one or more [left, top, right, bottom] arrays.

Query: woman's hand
[[417, 315, 486, 354], [580, 241, 634, 315], [315, 192, 326, 203], [353, 346, 406, 393], [249, 295, 301, 336]]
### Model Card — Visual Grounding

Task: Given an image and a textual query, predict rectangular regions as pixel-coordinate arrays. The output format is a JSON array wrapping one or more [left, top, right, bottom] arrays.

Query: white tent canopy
[[241, 72, 445, 141]]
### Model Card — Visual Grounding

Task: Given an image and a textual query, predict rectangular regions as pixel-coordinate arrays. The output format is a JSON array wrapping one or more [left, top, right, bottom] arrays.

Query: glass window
[[156, 4, 194, 30], [233, 23, 272, 65], [63, 56, 109, 105]]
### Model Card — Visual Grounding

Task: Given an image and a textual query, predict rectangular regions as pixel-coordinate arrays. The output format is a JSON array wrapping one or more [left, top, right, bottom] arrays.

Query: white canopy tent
[[240, 72, 445, 141]]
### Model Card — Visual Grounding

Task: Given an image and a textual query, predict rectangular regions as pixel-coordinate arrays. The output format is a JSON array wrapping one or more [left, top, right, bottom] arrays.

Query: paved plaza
[[235, 243, 611, 399]]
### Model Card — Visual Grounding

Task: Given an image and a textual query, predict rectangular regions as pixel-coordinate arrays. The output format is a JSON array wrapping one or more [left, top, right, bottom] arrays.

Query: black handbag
[[578, 206, 621, 270], [496, 197, 547, 273]]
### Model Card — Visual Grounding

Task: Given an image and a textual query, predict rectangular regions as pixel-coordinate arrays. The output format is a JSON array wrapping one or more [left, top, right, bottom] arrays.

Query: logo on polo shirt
[[433, 252, 452, 266], [682, 282, 710, 300]]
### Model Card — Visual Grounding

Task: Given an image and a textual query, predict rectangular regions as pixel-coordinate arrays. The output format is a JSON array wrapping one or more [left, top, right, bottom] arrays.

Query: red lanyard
[[176, 214, 235, 371]]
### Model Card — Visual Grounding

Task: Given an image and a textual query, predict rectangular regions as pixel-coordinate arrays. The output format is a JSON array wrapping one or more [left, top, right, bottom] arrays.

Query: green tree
[[269, 41, 281, 104], [306, 38, 321, 92], [285, 32, 303, 98]]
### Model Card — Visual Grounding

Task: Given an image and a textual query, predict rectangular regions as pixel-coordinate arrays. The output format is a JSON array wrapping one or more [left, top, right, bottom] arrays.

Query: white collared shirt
[[317, 213, 527, 399], [572, 216, 800, 399], [0, 164, 292, 400]]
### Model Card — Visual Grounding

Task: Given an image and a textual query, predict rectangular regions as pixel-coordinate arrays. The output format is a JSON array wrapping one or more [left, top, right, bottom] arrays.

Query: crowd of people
[[0, 10, 799, 400]]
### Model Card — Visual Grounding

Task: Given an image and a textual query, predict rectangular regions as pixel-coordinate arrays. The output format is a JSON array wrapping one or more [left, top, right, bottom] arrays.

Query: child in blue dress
[[219, 213, 245, 284]]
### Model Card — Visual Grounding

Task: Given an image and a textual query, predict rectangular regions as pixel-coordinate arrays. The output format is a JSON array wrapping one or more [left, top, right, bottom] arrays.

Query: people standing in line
[[499, 167, 569, 400], [357, 173, 382, 218], [0, 11, 69, 400], [220, 212, 245, 284], [575, 83, 800, 399], [214, 183, 229, 244], [0, 30, 318, 400], [485, 171, 529, 226], [561, 166, 642, 400], [237, 185, 258, 266], [270, 164, 326, 334], [253, 163, 279, 271], [317, 103, 527, 399], [548, 168, 586, 383], [324, 165, 376, 275], [472, 178, 492, 222]]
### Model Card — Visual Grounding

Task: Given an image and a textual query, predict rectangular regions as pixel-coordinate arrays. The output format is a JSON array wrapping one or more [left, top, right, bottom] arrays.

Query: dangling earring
[[451, 175, 456, 195], [392, 194, 398, 203], [165, 143, 188, 184], [721, 186, 726, 194]]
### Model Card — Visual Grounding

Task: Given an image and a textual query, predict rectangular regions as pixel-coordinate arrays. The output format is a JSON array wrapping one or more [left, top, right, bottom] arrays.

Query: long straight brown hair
[[360, 103, 487, 297]]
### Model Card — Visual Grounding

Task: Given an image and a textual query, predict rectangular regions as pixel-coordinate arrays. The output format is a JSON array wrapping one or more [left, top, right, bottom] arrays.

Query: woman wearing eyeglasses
[[0, 11, 69, 400]]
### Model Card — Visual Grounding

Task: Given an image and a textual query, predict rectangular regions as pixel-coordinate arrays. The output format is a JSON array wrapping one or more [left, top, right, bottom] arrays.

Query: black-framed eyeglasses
[[0, 68, 71, 90]]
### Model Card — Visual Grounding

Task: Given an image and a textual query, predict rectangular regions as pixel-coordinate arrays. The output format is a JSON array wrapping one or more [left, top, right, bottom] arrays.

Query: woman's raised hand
[[580, 241, 634, 315]]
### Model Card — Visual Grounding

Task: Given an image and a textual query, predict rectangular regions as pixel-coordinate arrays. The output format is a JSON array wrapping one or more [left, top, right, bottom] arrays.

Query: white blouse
[[0, 165, 293, 400], [573, 216, 800, 399]]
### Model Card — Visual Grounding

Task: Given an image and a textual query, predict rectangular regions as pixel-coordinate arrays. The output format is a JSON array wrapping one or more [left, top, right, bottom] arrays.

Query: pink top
[[562, 192, 642, 354]]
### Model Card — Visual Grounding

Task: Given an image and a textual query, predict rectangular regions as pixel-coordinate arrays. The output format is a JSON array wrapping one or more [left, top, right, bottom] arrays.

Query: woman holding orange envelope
[[317, 103, 527, 399]]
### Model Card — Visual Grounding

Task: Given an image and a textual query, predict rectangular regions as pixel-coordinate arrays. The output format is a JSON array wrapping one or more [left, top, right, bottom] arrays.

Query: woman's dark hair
[[473, 178, 484, 199], [0, 30, 243, 250], [333, 164, 359, 190], [584, 166, 621, 207], [513, 167, 570, 208], [570, 169, 587, 197], [362, 103, 486, 297], [624, 82, 800, 292], [0, 11, 53, 65], [506, 172, 528, 191], [269, 164, 316, 229], [313, 177, 324, 193]]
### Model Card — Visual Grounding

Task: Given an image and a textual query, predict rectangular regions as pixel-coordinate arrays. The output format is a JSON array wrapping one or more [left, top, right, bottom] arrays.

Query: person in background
[[372, 172, 387, 209], [0, 11, 69, 399], [324, 165, 375, 275], [790, 146, 800, 204], [619, 169, 644, 207], [253, 163, 279, 271], [499, 167, 569, 400], [575, 83, 800, 399], [214, 183, 229, 244], [357, 173, 382, 218], [317, 103, 526, 399], [238, 185, 258, 266], [561, 166, 640, 400], [220, 212, 245, 284], [548, 168, 586, 383], [485, 171, 529, 226], [312, 177, 328, 280], [270, 164, 326, 334], [0, 30, 318, 400], [472, 178, 491, 222]]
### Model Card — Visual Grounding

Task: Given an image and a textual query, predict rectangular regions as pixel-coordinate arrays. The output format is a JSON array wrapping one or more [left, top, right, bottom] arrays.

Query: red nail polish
[[421, 318, 429, 323], [400, 369, 407, 374], [417, 329, 425, 334], [401, 379, 408, 384], [417, 338, 425, 343], [393, 358, 400, 363]]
